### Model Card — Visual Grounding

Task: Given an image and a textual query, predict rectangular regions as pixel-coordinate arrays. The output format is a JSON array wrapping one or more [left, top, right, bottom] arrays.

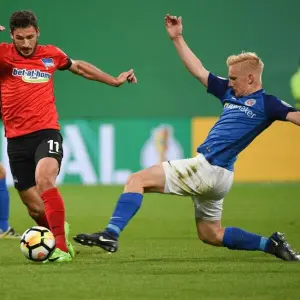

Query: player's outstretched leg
[[0, 164, 20, 239], [223, 227, 300, 260], [74, 164, 166, 252], [73, 192, 143, 252], [196, 219, 300, 261], [261, 232, 300, 261]]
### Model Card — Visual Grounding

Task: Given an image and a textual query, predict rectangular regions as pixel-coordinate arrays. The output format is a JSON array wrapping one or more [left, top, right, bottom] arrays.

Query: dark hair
[[9, 10, 38, 33]]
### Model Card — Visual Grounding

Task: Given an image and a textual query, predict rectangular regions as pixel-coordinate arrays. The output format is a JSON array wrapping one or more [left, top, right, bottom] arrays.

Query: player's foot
[[64, 222, 76, 258], [265, 232, 300, 261], [0, 227, 21, 239], [73, 231, 118, 253], [43, 248, 72, 263]]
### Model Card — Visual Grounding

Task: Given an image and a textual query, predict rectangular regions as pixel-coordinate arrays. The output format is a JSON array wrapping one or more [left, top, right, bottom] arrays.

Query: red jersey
[[0, 43, 71, 138]]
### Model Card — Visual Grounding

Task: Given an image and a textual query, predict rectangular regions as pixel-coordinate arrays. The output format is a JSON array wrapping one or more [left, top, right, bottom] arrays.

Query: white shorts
[[162, 154, 234, 221]]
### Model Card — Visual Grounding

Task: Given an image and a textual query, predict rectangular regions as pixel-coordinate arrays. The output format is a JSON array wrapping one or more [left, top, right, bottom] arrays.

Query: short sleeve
[[207, 72, 229, 100], [53, 46, 72, 70], [264, 95, 297, 121]]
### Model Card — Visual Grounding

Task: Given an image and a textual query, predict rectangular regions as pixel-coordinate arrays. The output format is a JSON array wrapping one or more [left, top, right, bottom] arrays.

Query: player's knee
[[0, 164, 6, 179], [36, 176, 55, 194], [35, 158, 59, 193], [125, 173, 143, 189], [198, 234, 215, 245], [197, 231, 220, 246], [197, 225, 224, 246]]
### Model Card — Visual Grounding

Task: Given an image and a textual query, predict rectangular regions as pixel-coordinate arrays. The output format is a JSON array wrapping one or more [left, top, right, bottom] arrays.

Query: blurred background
[[1, 0, 300, 185], [1, 2, 300, 298]]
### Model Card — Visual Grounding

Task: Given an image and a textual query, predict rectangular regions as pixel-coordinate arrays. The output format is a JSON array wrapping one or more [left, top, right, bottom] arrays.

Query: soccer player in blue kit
[[74, 15, 300, 261]]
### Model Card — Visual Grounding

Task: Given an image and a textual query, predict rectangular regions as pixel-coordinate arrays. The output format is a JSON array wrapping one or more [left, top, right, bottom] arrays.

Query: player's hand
[[117, 69, 137, 85], [165, 14, 183, 40], [127, 72, 137, 84], [0, 25, 5, 32]]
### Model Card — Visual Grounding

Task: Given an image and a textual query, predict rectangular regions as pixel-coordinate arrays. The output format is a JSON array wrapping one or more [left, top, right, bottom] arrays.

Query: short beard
[[13, 40, 38, 58]]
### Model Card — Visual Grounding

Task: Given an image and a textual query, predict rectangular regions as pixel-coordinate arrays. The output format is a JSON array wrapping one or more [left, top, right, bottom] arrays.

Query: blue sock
[[0, 178, 9, 232], [105, 192, 143, 238], [223, 227, 269, 252]]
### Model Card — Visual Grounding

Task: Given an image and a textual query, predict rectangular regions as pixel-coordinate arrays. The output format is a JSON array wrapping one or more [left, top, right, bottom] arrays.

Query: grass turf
[[0, 183, 300, 300]]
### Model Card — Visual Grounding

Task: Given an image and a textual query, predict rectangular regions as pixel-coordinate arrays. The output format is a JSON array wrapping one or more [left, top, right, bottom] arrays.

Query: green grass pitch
[[1, 183, 300, 300]]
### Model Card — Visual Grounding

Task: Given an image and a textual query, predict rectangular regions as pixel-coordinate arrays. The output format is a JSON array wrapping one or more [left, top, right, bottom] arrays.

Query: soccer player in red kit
[[0, 11, 137, 263]]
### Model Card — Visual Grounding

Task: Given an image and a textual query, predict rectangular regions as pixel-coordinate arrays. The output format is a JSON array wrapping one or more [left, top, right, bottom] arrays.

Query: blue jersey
[[197, 73, 297, 171]]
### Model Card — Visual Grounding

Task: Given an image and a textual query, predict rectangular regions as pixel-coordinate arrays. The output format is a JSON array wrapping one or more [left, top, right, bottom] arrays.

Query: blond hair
[[226, 52, 264, 73]]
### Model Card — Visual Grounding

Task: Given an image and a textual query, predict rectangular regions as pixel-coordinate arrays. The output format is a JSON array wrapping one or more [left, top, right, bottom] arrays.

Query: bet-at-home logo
[[12, 68, 51, 83]]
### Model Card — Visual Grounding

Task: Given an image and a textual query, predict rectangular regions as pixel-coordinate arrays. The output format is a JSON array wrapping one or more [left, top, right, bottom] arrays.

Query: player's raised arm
[[68, 60, 137, 87], [165, 14, 209, 87], [286, 111, 300, 126]]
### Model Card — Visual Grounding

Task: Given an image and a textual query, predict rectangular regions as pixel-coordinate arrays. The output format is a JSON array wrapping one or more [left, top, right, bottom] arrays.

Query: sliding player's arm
[[165, 14, 228, 101], [68, 60, 137, 87], [286, 111, 300, 126], [165, 15, 209, 87]]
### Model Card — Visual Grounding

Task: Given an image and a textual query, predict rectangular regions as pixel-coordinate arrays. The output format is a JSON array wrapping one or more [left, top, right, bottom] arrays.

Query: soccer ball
[[20, 226, 56, 262]]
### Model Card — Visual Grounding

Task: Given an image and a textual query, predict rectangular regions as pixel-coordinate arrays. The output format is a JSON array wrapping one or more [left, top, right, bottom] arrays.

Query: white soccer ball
[[20, 226, 56, 262]]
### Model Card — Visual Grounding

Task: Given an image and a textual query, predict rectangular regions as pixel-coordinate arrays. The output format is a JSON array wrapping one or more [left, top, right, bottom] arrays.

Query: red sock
[[41, 187, 68, 253], [36, 213, 50, 229]]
